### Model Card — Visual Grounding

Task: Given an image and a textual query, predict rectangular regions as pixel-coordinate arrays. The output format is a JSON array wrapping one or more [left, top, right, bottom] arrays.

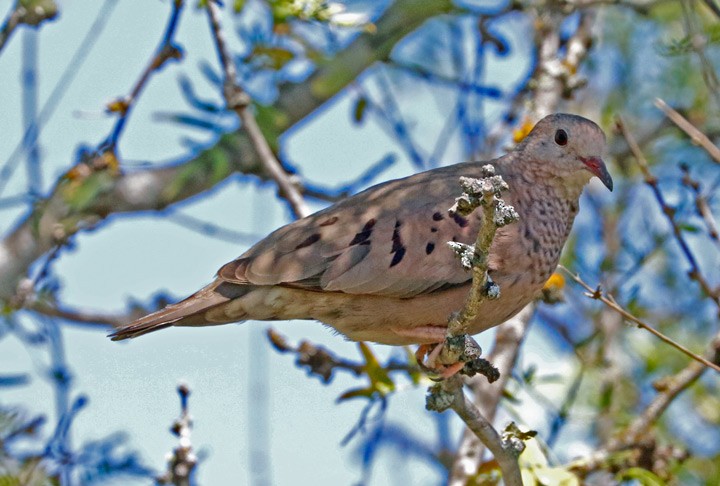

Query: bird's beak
[[580, 156, 613, 191]]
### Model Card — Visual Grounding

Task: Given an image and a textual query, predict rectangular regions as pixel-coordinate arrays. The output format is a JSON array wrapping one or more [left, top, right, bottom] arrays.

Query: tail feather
[[109, 281, 247, 341]]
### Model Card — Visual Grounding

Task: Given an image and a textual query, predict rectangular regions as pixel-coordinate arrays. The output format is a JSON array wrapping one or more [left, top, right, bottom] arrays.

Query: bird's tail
[[109, 281, 248, 341]]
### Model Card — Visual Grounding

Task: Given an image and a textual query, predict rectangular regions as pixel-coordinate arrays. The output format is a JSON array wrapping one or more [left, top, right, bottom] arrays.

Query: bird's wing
[[218, 162, 501, 298]]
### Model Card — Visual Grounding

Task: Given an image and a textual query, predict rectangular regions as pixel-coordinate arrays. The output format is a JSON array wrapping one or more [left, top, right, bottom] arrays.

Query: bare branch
[[104, 0, 185, 151], [616, 117, 720, 312], [654, 98, 720, 165], [680, 163, 720, 246], [560, 265, 720, 373], [206, 0, 309, 219], [568, 332, 720, 474]]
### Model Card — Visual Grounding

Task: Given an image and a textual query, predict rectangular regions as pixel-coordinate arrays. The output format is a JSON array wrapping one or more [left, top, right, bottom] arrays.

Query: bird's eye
[[554, 129, 568, 146]]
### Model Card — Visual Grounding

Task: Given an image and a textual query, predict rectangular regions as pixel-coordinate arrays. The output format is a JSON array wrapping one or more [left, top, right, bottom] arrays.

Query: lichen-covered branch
[[427, 376, 524, 486], [445, 168, 519, 337], [156, 384, 197, 486], [426, 168, 521, 485], [448, 304, 535, 484]]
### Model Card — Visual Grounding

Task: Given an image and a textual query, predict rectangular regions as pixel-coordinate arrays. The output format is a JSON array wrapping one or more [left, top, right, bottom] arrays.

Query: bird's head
[[521, 113, 613, 192]]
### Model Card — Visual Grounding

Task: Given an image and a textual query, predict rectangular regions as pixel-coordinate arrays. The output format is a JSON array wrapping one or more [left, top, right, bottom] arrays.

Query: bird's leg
[[416, 334, 500, 382]]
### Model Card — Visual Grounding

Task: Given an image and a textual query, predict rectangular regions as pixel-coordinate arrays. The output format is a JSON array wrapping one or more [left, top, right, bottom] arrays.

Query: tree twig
[[104, 0, 185, 151], [654, 98, 720, 165], [616, 116, 720, 312], [568, 332, 720, 474], [428, 376, 524, 486], [205, 0, 309, 219], [560, 265, 720, 373]]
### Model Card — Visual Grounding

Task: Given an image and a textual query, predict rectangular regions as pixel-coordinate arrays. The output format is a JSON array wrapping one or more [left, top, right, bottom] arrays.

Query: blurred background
[[0, 0, 719, 484]]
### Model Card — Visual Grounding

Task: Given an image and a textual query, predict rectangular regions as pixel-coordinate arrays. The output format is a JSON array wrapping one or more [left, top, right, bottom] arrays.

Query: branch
[[616, 117, 720, 311], [266, 327, 420, 383], [426, 169, 522, 484], [427, 376, 524, 486], [679, 163, 720, 246], [654, 98, 720, 165], [560, 265, 720, 373], [448, 303, 535, 484], [568, 332, 720, 474], [156, 383, 197, 486], [104, 0, 185, 151], [206, 0, 309, 219], [0, 0, 57, 53]]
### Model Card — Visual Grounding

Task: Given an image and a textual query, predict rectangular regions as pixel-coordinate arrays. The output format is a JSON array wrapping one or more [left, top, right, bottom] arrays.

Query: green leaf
[[617, 467, 666, 486]]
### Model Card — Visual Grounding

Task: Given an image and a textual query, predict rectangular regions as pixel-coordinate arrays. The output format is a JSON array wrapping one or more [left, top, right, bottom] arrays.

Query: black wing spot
[[295, 233, 321, 250], [430, 227, 438, 233], [319, 216, 338, 227], [390, 220, 407, 267], [390, 247, 406, 267], [432, 212, 444, 221], [349, 218, 376, 246], [426, 242, 435, 255], [452, 213, 469, 228]]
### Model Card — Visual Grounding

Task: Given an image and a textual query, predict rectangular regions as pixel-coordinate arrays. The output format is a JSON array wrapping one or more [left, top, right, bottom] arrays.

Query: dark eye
[[554, 129, 568, 146]]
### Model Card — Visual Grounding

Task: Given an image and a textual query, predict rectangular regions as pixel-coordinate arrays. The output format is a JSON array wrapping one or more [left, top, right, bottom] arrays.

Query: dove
[[110, 113, 611, 345]]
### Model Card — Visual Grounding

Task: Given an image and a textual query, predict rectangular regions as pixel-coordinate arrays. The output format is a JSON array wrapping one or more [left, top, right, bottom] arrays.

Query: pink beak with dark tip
[[580, 156, 613, 191]]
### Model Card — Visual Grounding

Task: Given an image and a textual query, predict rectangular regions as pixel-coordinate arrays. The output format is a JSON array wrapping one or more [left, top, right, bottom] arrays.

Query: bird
[[110, 113, 612, 346]]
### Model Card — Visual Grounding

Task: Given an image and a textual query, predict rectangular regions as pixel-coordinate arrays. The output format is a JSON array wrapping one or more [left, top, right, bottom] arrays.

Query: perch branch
[[427, 168, 522, 485]]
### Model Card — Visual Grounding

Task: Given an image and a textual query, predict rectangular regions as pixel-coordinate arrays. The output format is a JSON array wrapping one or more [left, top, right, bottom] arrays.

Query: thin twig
[[156, 383, 197, 486], [680, 163, 720, 246], [104, 0, 185, 150], [205, 0, 309, 219], [560, 265, 720, 373], [267, 327, 420, 383], [616, 116, 720, 311], [654, 98, 720, 165], [0, 0, 117, 199]]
